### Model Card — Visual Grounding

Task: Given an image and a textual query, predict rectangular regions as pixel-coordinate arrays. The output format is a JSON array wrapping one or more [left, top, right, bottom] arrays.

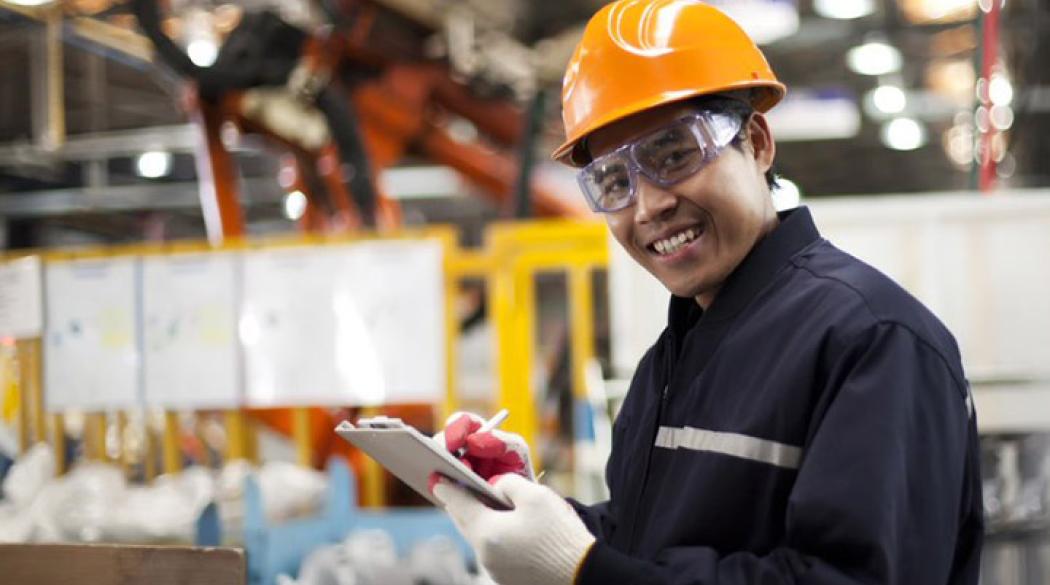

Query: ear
[[745, 113, 776, 178]]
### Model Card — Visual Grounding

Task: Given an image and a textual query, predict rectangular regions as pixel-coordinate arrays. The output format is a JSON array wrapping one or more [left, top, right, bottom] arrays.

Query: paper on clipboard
[[334, 418, 513, 510]]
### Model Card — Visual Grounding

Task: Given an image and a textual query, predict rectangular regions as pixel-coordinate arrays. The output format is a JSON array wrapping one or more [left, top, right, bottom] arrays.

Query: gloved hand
[[433, 474, 596, 585], [434, 412, 535, 481]]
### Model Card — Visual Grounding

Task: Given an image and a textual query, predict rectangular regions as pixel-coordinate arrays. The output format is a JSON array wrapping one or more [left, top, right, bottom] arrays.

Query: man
[[431, 1, 984, 584]]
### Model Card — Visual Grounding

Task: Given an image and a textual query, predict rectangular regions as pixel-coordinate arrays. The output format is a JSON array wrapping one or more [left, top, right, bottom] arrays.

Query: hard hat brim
[[552, 80, 786, 167]]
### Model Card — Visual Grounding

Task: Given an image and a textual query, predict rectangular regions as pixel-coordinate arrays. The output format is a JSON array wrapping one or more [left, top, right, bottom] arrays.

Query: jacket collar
[[667, 206, 822, 337]]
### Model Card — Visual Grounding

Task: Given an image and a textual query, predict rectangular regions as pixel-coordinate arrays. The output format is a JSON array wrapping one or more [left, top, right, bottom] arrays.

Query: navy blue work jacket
[[572, 207, 983, 584]]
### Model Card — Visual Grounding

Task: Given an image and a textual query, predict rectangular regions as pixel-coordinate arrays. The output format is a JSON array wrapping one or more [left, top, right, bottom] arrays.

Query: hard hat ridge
[[553, 0, 786, 166]]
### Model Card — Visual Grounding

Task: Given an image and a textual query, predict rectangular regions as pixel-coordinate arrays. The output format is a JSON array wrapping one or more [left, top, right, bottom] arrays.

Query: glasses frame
[[576, 110, 746, 213]]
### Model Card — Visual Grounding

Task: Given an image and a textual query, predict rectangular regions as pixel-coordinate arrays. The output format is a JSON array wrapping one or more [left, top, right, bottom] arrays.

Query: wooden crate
[[0, 543, 245, 585]]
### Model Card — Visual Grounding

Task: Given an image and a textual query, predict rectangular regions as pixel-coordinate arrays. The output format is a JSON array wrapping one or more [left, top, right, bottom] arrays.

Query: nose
[[633, 176, 677, 224]]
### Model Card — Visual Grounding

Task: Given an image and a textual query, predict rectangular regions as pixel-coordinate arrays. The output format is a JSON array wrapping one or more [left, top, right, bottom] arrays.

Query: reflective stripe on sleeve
[[654, 426, 803, 470]]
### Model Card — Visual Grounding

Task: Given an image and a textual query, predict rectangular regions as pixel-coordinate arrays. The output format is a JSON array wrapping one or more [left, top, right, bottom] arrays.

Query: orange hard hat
[[553, 0, 787, 166]]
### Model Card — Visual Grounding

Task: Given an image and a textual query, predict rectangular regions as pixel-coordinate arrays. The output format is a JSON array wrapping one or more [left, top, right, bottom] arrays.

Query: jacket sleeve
[[569, 499, 615, 542], [577, 322, 980, 585]]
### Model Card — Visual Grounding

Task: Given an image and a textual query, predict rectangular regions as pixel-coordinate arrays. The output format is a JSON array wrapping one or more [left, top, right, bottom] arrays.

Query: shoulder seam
[[791, 262, 969, 398]]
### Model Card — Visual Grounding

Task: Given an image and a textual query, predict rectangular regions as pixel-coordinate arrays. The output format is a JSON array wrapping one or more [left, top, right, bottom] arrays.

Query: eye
[[600, 175, 630, 195], [593, 163, 630, 193], [597, 175, 630, 208], [637, 125, 703, 179], [660, 146, 699, 167]]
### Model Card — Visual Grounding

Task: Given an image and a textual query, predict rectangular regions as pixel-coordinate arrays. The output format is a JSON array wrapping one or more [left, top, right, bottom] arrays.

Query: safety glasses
[[577, 111, 745, 213]]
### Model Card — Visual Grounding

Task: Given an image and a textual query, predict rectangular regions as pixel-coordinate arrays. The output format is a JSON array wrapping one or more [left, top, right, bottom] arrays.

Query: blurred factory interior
[[0, 0, 1049, 584]]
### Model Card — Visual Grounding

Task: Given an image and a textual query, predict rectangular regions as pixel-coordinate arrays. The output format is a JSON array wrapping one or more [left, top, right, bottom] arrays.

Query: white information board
[[241, 240, 445, 407], [44, 258, 140, 411], [339, 240, 446, 404], [142, 252, 240, 409], [0, 256, 43, 339]]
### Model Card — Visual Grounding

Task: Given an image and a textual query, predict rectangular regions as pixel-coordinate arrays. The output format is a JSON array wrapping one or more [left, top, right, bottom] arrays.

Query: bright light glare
[[847, 42, 902, 76], [705, 0, 800, 45], [990, 105, 1014, 130], [135, 150, 172, 178], [238, 314, 261, 347], [187, 39, 219, 67], [871, 85, 907, 114], [771, 179, 802, 211], [6, 0, 53, 5], [944, 121, 974, 168], [283, 190, 308, 221], [908, 0, 979, 21], [881, 118, 927, 151], [989, 75, 1013, 105], [814, 0, 875, 19]]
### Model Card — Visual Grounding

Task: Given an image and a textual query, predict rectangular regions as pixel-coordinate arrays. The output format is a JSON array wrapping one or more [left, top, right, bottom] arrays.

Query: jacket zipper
[[626, 381, 671, 554]]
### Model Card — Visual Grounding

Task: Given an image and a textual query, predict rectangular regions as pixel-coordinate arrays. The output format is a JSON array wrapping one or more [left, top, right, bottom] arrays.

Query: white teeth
[[652, 227, 700, 256]]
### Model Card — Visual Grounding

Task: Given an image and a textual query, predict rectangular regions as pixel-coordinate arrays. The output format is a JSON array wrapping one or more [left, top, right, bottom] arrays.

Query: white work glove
[[433, 412, 535, 482], [433, 473, 596, 585]]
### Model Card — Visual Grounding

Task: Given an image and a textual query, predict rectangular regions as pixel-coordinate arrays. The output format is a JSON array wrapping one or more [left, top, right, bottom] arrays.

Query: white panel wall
[[810, 193, 1050, 381], [609, 191, 1050, 431]]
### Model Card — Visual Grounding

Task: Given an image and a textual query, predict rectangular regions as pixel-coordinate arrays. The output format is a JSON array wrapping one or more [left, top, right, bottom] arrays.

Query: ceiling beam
[[0, 177, 283, 218], [0, 0, 50, 21], [0, 3, 153, 64], [0, 124, 196, 164], [67, 15, 153, 64]]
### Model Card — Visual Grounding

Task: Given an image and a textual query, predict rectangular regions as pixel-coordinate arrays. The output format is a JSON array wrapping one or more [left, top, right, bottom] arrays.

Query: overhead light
[[989, 75, 1013, 105], [813, 0, 875, 19], [771, 179, 802, 211], [900, 0, 977, 24], [136, 151, 172, 179], [187, 39, 219, 67], [703, 0, 800, 45], [943, 120, 974, 168], [6, 0, 54, 5], [847, 41, 902, 76], [991, 133, 1007, 162], [283, 190, 308, 221], [277, 166, 297, 190], [990, 105, 1014, 130], [926, 59, 976, 108], [869, 85, 907, 114], [765, 89, 861, 141], [974, 106, 991, 133], [881, 118, 927, 151], [445, 117, 479, 144], [183, 8, 220, 67], [978, 0, 1001, 13]]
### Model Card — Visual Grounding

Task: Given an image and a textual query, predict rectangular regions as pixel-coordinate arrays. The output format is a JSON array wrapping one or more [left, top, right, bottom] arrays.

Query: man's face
[[586, 102, 779, 307]]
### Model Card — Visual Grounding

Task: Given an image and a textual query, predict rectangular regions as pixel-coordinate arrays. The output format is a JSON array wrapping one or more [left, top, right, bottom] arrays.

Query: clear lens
[[633, 123, 706, 183], [579, 153, 634, 211], [576, 111, 744, 212], [704, 112, 744, 146]]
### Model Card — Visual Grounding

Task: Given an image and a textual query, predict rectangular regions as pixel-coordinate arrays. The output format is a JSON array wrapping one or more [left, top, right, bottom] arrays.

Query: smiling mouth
[[648, 225, 704, 256]]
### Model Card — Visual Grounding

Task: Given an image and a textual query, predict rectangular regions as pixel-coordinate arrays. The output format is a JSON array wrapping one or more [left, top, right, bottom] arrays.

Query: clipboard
[[334, 416, 513, 510]]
